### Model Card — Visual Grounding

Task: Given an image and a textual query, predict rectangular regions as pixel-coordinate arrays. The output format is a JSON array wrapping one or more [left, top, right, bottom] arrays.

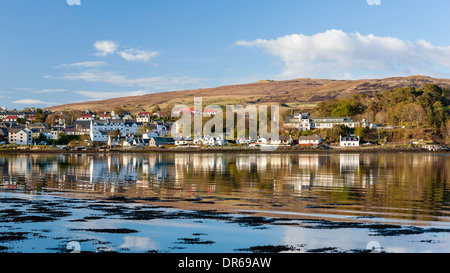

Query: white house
[[77, 114, 94, 121], [298, 135, 324, 145], [283, 112, 371, 131], [136, 112, 152, 123], [256, 137, 270, 145], [8, 128, 33, 145], [175, 137, 194, 146], [90, 119, 141, 142], [4, 115, 18, 123], [236, 137, 255, 145], [99, 114, 111, 120], [193, 135, 227, 146], [340, 136, 360, 147], [142, 131, 159, 139], [270, 135, 293, 145]]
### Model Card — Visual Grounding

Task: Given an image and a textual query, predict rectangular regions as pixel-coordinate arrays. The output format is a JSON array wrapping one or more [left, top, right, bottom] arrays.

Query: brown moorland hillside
[[45, 75, 450, 114]]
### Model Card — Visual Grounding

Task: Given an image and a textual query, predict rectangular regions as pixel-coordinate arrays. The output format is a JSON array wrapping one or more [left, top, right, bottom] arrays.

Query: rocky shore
[[0, 144, 449, 154]]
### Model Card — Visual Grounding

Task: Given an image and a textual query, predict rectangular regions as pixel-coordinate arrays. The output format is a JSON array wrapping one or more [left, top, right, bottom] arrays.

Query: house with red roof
[[136, 112, 152, 123], [4, 115, 18, 122], [77, 114, 94, 121]]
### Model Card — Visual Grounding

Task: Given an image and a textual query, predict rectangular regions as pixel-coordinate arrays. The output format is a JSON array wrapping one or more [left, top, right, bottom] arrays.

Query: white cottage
[[298, 135, 324, 145], [340, 136, 360, 147]]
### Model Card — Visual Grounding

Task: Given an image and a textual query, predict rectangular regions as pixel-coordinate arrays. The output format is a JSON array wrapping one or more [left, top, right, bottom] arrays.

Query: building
[[149, 137, 175, 147], [3, 115, 18, 123], [340, 136, 360, 147], [99, 114, 111, 120], [77, 114, 94, 121], [283, 112, 370, 131], [174, 137, 194, 146], [72, 120, 91, 135], [90, 119, 141, 142], [298, 135, 324, 145], [236, 137, 255, 145], [8, 128, 33, 145], [193, 135, 227, 146], [256, 137, 270, 145], [136, 112, 152, 123], [0, 112, 25, 120], [270, 135, 293, 145]]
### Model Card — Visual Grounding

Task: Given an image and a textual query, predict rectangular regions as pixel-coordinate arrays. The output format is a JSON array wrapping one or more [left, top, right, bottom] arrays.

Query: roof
[[341, 136, 359, 141], [298, 135, 323, 141], [4, 115, 18, 119], [310, 117, 352, 122], [151, 137, 175, 144]]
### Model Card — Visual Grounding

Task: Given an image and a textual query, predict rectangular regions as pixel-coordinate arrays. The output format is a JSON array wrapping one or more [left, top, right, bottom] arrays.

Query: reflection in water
[[0, 152, 449, 223]]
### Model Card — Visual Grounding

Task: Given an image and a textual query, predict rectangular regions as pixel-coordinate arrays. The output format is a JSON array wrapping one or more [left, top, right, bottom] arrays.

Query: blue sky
[[1, 0, 450, 110]]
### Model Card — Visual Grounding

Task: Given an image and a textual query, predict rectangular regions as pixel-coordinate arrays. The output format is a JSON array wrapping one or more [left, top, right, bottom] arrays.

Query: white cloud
[[12, 99, 57, 105], [94, 40, 160, 63], [94, 40, 118, 57], [75, 90, 149, 100], [56, 61, 108, 69], [117, 49, 160, 62], [34, 89, 66, 94], [60, 70, 204, 90], [235, 29, 450, 79]]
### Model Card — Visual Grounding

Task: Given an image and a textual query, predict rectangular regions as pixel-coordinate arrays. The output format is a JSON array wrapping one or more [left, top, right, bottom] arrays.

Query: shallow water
[[0, 152, 449, 253]]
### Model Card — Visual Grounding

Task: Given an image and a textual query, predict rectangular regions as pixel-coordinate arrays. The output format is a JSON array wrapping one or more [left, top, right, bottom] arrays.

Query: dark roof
[[341, 137, 359, 141], [151, 137, 175, 145], [298, 135, 323, 141]]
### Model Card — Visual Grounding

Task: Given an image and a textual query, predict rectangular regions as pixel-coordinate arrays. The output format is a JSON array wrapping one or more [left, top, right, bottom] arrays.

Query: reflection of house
[[340, 136, 360, 147], [298, 135, 324, 145]]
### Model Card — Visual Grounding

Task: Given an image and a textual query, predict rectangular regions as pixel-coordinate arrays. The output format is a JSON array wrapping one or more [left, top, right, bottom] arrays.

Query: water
[[0, 152, 449, 253]]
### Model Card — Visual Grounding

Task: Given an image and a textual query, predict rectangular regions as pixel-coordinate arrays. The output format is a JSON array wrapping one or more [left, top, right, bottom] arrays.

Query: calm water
[[0, 152, 449, 253]]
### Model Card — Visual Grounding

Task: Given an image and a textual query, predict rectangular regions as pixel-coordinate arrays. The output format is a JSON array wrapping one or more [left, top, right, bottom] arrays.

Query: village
[[0, 106, 414, 150]]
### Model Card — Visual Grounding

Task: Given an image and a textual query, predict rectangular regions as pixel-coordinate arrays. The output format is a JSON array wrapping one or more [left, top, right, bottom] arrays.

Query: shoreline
[[1, 144, 449, 154]]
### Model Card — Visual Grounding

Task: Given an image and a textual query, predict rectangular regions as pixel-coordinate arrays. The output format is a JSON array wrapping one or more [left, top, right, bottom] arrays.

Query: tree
[[331, 124, 351, 143], [16, 117, 27, 124], [331, 103, 355, 117], [34, 108, 46, 123], [401, 103, 425, 127]]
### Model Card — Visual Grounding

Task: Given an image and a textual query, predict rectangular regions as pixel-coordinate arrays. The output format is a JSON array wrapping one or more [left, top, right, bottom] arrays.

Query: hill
[[45, 75, 450, 114]]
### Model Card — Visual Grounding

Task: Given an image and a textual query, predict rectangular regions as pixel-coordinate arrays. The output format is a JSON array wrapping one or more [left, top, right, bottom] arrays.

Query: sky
[[1, 0, 450, 110]]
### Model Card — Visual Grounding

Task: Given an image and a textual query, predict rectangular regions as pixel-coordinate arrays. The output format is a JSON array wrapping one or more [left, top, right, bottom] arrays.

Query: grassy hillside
[[45, 75, 450, 115]]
